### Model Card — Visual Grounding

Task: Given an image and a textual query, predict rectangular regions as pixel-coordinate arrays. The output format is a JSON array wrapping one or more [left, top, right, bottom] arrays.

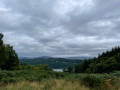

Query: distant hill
[[66, 57, 92, 60], [20, 58, 83, 69], [19, 56, 91, 60], [19, 57, 33, 59]]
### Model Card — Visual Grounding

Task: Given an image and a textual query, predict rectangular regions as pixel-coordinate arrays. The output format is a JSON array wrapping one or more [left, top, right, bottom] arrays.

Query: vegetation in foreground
[[0, 80, 89, 90], [0, 70, 120, 90]]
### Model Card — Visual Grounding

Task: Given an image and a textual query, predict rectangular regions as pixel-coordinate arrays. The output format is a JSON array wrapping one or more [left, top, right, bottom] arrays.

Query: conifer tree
[[0, 33, 20, 70]]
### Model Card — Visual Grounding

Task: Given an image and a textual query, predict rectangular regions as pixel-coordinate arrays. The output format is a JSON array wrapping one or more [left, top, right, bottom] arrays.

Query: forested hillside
[[75, 47, 120, 73], [20, 58, 83, 69]]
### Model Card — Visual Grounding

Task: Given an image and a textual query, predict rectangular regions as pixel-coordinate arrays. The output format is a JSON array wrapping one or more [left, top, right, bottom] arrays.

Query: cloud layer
[[0, 0, 120, 57]]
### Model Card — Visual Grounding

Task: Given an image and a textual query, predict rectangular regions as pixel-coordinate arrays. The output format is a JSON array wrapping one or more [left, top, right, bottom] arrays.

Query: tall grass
[[0, 79, 89, 90]]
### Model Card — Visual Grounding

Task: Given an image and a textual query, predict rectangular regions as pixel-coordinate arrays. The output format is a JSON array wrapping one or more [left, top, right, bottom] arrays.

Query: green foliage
[[68, 66, 73, 73], [19, 63, 52, 71], [0, 70, 120, 89], [66, 72, 120, 89], [0, 70, 65, 83], [0, 33, 20, 70], [33, 64, 52, 70], [74, 46, 120, 73]]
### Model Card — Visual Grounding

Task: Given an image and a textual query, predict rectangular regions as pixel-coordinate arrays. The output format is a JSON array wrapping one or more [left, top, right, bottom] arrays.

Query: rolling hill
[[20, 58, 83, 69]]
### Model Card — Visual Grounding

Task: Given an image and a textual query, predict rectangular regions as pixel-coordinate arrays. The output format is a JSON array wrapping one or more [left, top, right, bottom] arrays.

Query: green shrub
[[81, 75, 101, 87], [0, 71, 7, 80], [2, 77, 17, 83]]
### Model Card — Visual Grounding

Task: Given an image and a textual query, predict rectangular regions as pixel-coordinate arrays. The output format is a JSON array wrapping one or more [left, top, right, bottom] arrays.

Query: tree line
[[73, 46, 120, 73], [0, 33, 52, 71]]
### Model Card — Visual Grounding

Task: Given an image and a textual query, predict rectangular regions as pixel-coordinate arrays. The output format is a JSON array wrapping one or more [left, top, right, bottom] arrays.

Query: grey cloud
[[0, 0, 120, 57]]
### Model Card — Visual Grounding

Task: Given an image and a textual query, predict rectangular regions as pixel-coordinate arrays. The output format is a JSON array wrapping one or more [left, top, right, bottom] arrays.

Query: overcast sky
[[0, 0, 120, 57]]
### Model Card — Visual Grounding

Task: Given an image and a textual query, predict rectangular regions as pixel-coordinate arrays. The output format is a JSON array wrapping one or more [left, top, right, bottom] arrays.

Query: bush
[[2, 77, 17, 83]]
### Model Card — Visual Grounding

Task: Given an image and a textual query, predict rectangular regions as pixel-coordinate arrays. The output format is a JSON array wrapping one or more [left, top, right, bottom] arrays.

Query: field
[[0, 80, 88, 90], [0, 70, 120, 90]]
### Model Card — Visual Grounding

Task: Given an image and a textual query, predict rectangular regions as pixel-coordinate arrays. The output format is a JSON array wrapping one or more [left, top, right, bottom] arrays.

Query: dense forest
[[74, 47, 120, 73]]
